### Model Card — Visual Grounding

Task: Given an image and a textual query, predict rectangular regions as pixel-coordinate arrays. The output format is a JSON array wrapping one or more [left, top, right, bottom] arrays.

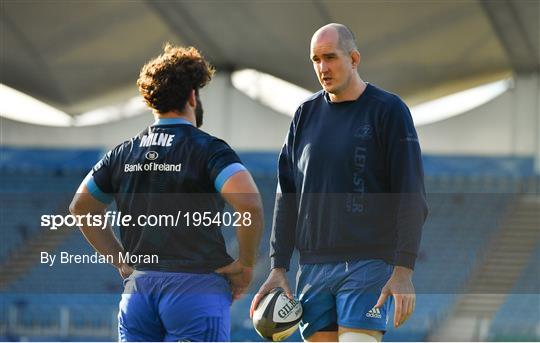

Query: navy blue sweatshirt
[[270, 83, 428, 270]]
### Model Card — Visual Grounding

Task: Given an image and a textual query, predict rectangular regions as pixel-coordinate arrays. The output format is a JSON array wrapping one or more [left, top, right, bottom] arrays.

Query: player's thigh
[[335, 260, 393, 333], [159, 272, 232, 341], [305, 329, 339, 342], [338, 326, 382, 342], [297, 264, 339, 341]]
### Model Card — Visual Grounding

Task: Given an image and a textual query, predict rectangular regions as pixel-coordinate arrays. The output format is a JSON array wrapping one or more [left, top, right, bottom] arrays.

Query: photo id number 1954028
[[182, 211, 252, 228]]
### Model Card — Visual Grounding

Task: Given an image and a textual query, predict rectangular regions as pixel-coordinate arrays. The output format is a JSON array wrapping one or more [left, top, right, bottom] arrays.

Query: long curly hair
[[137, 43, 215, 114]]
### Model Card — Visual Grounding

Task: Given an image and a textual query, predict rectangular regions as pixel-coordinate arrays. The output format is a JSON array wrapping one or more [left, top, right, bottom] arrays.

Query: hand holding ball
[[252, 288, 303, 341]]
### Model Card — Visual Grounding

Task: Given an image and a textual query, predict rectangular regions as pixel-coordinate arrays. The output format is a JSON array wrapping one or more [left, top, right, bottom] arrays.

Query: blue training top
[[86, 117, 246, 273], [270, 83, 428, 270]]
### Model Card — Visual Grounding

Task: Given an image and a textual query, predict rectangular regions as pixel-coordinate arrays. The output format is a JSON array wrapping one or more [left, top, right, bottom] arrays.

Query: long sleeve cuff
[[270, 257, 290, 271], [395, 251, 417, 270]]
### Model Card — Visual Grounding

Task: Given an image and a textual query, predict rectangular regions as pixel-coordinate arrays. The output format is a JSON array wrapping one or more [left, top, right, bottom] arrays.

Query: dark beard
[[195, 95, 204, 128]]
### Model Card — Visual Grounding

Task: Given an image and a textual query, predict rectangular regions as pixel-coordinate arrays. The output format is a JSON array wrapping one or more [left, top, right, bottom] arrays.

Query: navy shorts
[[295, 259, 393, 340], [118, 270, 232, 342]]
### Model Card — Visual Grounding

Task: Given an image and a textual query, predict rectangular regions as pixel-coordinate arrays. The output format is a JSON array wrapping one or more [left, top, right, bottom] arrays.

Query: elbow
[[249, 195, 264, 217], [246, 194, 263, 213], [244, 199, 264, 223], [232, 193, 263, 216]]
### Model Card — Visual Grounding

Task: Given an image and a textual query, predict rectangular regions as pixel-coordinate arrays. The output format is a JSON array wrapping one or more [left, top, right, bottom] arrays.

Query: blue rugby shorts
[[296, 259, 393, 339], [118, 270, 231, 342]]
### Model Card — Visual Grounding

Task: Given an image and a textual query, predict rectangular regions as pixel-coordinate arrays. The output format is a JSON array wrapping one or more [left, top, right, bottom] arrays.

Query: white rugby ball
[[252, 288, 303, 341]]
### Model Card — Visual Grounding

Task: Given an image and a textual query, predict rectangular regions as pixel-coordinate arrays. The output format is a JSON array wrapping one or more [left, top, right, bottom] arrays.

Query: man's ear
[[187, 89, 196, 108], [351, 50, 361, 69]]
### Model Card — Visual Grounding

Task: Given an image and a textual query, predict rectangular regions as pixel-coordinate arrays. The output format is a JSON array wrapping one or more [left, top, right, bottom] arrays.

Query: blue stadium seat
[[488, 246, 540, 341]]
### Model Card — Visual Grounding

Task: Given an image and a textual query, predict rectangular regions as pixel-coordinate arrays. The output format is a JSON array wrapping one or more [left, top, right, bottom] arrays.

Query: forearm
[[269, 193, 297, 270], [219, 170, 264, 267], [395, 192, 427, 269], [236, 204, 263, 267], [269, 238, 294, 270], [389, 151, 427, 268], [70, 186, 124, 268], [78, 223, 125, 268], [385, 99, 428, 269]]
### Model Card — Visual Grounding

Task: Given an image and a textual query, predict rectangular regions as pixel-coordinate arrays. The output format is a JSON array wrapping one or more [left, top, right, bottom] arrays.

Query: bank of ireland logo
[[354, 125, 373, 140], [145, 151, 159, 161]]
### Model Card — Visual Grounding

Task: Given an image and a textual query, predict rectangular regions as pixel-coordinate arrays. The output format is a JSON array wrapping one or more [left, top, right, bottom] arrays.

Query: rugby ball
[[252, 288, 303, 341]]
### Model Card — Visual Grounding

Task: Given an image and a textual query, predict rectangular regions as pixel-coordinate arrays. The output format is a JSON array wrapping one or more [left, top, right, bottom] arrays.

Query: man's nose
[[317, 62, 328, 74], [319, 61, 329, 73]]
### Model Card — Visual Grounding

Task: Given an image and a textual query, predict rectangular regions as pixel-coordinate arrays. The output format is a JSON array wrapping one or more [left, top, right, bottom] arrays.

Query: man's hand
[[249, 268, 293, 318], [118, 263, 134, 279], [215, 259, 254, 301], [375, 266, 415, 328]]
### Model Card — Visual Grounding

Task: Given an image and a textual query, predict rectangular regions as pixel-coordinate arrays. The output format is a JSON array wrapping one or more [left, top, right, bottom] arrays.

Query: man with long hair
[[70, 44, 263, 341]]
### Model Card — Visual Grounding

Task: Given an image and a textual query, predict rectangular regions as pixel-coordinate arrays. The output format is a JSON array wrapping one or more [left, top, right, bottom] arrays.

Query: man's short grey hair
[[315, 23, 358, 54], [331, 23, 358, 53]]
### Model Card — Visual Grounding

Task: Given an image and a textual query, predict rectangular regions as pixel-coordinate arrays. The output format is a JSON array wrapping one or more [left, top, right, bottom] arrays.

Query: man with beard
[[70, 44, 263, 341]]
